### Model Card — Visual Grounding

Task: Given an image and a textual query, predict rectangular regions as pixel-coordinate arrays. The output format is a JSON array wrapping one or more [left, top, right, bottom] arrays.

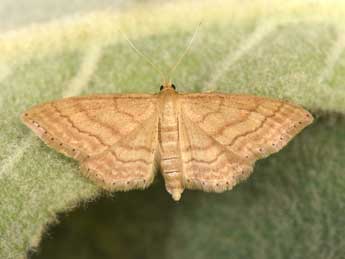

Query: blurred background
[[0, 0, 130, 31], [1, 1, 345, 259]]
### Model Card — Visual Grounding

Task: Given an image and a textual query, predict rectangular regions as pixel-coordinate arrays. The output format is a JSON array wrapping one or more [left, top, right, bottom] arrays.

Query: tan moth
[[21, 26, 313, 201]]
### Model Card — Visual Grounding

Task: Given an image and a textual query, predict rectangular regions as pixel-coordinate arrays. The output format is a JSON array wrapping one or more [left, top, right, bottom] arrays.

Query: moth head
[[160, 82, 176, 92]]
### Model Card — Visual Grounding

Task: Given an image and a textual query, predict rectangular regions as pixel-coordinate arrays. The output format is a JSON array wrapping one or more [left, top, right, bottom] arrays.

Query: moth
[[21, 27, 313, 201]]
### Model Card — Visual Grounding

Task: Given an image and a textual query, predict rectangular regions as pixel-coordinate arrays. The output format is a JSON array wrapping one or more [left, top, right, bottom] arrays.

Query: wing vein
[[113, 97, 143, 124], [226, 102, 285, 148], [51, 103, 110, 148], [76, 102, 122, 137], [109, 150, 151, 165], [181, 112, 229, 152]]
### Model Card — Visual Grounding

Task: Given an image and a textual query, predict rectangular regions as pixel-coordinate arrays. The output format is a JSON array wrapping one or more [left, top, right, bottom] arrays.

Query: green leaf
[[1, 1, 345, 259]]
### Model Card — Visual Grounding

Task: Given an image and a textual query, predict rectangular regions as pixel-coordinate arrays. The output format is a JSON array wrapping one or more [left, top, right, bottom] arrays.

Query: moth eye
[[160, 85, 164, 91], [172, 84, 176, 90]]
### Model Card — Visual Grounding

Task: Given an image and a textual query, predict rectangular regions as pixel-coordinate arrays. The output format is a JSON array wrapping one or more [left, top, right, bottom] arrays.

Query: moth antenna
[[167, 21, 202, 82], [119, 29, 168, 85]]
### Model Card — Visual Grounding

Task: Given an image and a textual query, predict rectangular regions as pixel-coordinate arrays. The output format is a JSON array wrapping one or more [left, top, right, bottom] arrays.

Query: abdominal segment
[[159, 102, 184, 201]]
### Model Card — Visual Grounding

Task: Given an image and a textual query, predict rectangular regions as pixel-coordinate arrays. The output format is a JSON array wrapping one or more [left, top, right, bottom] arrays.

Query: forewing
[[179, 93, 313, 191], [81, 113, 158, 191], [21, 94, 158, 161], [180, 93, 313, 163]]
